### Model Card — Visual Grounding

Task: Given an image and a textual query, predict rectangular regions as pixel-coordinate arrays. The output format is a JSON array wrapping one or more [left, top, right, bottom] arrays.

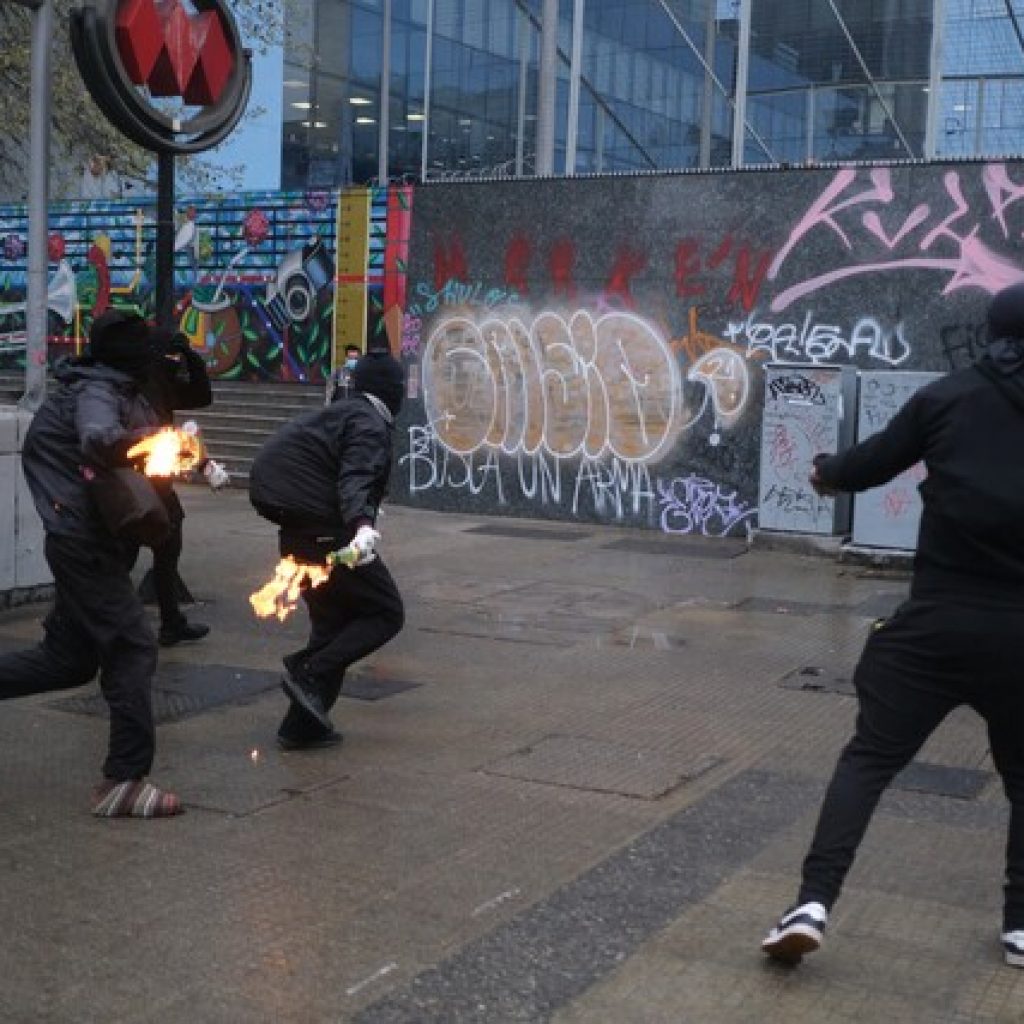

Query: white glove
[[203, 459, 230, 490], [350, 524, 380, 566]]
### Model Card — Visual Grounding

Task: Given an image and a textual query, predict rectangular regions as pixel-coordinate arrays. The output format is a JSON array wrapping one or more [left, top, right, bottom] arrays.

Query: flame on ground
[[127, 427, 204, 477], [250, 557, 331, 621]]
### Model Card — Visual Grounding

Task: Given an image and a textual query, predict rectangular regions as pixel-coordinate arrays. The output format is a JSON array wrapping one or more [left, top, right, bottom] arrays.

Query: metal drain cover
[[465, 524, 590, 541], [342, 673, 422, 701], [49, 663, 280, 724], [894, 761, 992, 800], [603, 537, 746, 559], [484, 734, 721, 800], [779, 666, 855, 696]]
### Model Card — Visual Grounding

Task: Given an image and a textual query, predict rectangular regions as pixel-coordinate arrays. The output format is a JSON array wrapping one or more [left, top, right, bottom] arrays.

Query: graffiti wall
[[392, 161, 1024, 535], [0, 190, 338, 382]]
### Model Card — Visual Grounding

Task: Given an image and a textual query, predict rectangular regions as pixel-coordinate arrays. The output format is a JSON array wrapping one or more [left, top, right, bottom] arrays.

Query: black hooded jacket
[[248, 392, 394, 553], [815, 350, 1024, 605], [21, 357, 162, 540]]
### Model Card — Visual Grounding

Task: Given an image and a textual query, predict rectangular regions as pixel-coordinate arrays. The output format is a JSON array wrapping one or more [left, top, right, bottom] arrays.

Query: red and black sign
[[71, 0, 251, 154]]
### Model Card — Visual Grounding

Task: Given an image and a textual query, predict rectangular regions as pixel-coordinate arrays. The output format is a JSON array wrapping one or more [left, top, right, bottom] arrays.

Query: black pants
[[152, 517, 185, 628], [278, 557, 405, 740], [0, 533, 157, 781], [798, 597, 1024, 931]]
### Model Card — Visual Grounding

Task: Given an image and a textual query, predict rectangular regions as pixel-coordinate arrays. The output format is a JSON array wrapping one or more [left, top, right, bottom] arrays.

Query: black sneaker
[[1003, 929, 1024, 967], [158, 620, 210, 647], [281, 669, 332, 732], [276, 728, 344, 752], [762, 901, 829, 963]]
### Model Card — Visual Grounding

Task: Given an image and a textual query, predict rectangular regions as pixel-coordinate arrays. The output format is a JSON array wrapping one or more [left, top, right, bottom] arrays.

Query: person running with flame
[[249, 350, 406, 750]]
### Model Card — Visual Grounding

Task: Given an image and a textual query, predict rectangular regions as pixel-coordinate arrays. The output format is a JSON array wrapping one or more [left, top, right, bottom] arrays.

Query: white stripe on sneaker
[[1003, 930, 1024, 968]]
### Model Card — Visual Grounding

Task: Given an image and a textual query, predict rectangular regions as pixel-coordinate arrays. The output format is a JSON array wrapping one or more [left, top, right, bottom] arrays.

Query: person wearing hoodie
[[139, 327, 212, 647], [0, 310, 183, 818], [762, 283, 1024, 969], [249, 349, 406, 750]]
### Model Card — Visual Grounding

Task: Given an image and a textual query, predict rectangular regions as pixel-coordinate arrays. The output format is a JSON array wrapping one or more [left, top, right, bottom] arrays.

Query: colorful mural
[[0, 190, 340, 382]]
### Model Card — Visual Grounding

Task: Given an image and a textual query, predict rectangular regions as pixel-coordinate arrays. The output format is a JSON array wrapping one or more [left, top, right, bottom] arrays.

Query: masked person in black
[[0, 310, 183, 817], [140, 328, 212, 646], [249, 350, 406, 750], [763, 283, 1024, 969]]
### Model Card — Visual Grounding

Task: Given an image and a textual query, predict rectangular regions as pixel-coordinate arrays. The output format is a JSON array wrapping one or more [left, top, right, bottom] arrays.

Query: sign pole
[[21, 0, 53, 412], [155, 150, 175, 329]]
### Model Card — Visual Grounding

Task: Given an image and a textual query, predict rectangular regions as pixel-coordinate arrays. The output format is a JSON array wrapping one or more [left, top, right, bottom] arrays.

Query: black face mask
[[986, 337, 1024, 376], [352, 352, 405, 416], [89, 311, 153, 377]]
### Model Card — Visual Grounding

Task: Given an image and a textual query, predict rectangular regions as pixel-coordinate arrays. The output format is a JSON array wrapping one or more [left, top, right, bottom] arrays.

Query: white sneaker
[[1003, 929, 1024, 968], [762, 902, 829, 964]]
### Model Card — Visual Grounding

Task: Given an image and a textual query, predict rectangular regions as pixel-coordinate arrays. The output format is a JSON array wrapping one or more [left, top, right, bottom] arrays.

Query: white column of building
[[565, 0, 585, 174], [420, 0, 435, 180], [516, 9, 530, 175], [378, 0, 392, 184], [924, 0, 946, 159], [731, 0, 752, 168], [536, 0, 558, 175]]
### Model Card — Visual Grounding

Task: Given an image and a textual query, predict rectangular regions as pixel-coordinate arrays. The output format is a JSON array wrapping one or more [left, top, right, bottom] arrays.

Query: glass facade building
[[280, 0, 1024, 190]]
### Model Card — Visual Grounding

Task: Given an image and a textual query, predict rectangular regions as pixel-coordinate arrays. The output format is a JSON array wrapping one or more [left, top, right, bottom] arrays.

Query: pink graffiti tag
[[769, 164, 1024, 312]]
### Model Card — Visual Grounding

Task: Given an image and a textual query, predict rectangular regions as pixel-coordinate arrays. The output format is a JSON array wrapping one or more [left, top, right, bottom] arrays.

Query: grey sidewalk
[[0, 488, 1020, 1024]]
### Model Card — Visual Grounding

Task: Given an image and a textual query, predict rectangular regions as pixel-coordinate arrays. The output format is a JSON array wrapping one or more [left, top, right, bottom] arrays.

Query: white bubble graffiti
[[421, 310, 683, 463]]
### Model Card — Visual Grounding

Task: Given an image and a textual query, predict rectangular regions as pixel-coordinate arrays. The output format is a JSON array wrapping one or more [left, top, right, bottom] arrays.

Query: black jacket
[[21, 358, 162, 540], [816, 356, 1024, 604], [143, 348, 212, 425], [248, 393, 393, 554]]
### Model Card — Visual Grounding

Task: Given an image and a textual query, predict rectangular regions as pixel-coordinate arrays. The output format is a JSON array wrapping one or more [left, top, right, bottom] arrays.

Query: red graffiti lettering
[[504, 235, 530, 295], [673, 239, 704, 298], [709, 235, 732, 270], [433, 236, 468, 290], [550, 239, 576, 298], [605, 246, 647, 308], [727, 246, 772, 312]]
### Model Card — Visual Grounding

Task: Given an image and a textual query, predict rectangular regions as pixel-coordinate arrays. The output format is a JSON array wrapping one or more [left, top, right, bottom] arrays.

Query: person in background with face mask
[[249, 350, 406, 750], [326, 344, 363, 404], [139, 327, 213, 647]]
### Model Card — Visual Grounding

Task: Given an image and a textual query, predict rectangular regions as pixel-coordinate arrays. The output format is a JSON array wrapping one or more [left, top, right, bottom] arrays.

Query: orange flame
[[250, 557, 331, 621], [127, 427, 204, 477]]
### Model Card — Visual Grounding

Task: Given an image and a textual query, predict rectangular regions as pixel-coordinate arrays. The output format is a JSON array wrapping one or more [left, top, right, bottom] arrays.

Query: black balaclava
[[351, 350, 405, 416], [88, 310, 153, 378], [985, 283, 1024, 375]]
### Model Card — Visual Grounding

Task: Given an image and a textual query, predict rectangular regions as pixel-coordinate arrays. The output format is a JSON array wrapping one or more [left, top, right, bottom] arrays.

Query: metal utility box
[[851, 371, 942, 550], [758, 364, 858, 535], [0, 406, 50, 593]]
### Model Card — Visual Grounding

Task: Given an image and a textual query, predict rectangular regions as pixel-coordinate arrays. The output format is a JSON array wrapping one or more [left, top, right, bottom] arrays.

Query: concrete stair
[[0, 371, 325, 482], [182, 381, 325, 481]]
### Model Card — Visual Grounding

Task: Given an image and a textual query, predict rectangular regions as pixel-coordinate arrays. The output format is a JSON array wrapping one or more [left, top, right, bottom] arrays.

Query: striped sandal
[[92, 779, 184, 818]]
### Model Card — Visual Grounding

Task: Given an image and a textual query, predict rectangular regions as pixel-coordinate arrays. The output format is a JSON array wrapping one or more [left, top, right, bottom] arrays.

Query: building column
[[731, 0, 752, 168], [536, 0, 558, 176], [924, 0, 945, 159], [420, 0, 435, 180], [378, 0, 392, 184], [565, 0, 585, 174]]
